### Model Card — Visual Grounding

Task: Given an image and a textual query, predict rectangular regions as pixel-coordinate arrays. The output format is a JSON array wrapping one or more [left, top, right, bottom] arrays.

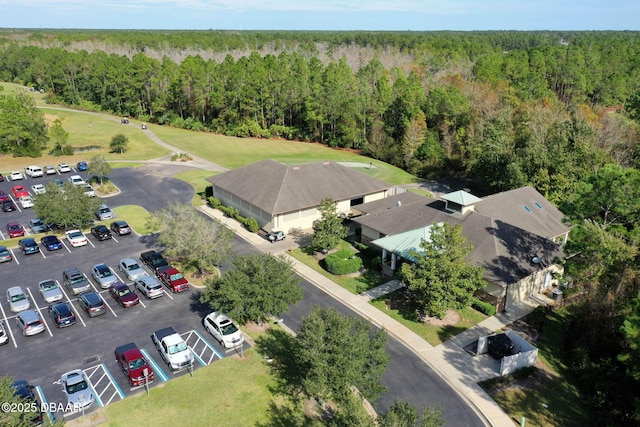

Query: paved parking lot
[[0, 167, 248, 422]]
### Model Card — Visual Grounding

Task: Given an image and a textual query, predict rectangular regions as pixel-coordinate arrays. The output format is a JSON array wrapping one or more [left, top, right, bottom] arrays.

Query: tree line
[[1, 31, 640, 203]]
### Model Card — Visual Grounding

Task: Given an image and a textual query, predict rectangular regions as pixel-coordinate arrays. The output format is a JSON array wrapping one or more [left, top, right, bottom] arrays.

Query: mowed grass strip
[[149, 125, 419, 185], [103, 350, 283, 427]]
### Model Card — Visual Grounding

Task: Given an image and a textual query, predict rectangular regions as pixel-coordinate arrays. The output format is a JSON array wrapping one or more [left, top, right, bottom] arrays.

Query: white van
[[24, 165, 43, 178]]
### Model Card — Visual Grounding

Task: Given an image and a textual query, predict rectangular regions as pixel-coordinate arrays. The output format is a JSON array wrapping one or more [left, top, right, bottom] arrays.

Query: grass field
[[103, 349, 295, 427], [1, 82, 419, 186]]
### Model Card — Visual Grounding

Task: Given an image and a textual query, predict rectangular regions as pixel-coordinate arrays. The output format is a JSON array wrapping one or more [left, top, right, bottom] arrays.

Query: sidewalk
[[198, 205, 534, 426]]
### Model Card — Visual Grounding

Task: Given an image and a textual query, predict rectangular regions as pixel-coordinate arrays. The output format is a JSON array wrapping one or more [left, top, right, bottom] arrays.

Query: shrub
[[243, 217, 260, 233], [471, 298, 496, 316], [208, 196, 222, 208], [324, 249, 363, 275]]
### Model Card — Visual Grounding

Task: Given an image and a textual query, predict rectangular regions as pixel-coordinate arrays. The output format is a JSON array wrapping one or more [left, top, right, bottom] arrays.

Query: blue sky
[[0, 0, 637, 31]]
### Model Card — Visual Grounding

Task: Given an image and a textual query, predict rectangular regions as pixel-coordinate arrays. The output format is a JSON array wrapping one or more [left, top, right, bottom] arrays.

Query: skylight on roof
[[524, 205, 532, 213], [534, 202, 543, 209]]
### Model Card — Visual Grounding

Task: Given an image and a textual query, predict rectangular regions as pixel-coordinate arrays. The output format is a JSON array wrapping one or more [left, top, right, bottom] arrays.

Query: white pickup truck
[[151, 327, 194, 371]]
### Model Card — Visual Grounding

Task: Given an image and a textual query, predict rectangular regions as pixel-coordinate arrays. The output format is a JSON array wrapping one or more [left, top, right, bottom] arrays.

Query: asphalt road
[[0, 166, 483, 426]]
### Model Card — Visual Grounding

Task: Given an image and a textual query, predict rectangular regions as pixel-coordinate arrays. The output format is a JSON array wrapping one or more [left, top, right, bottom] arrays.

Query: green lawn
[[149, 125, 419, 185], [112, 205, 155, 235], [103, 349, 296, 427]]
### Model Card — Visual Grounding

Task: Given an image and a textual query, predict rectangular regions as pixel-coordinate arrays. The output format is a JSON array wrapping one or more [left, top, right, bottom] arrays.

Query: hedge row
[[208, 197, 259, 233], [471, 298, 497, 316], [324, 249, 363, 275]]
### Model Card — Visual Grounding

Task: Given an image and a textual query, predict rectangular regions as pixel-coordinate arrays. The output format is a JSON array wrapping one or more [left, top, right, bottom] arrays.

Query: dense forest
[[2, 30, 640, 425]]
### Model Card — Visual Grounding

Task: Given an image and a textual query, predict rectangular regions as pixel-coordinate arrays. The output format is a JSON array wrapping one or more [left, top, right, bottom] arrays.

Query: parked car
[[0, 191, 9, 202], [7, 286, 30, 312], [6, 223, 25, 238], [76, 161, 88, 171], [15, 310, 45, 336], [18, 238, 39, 255], [41, 235, 63, 251], [18, 196, 34, 209], [51, 179, 65, 190], [83, 183, 95, 197], [57, 163, 71, 173], [157, 265, 190, 293], [140, 250, 169, 273], [65, 229, 88, 247], [10, 171, 23, 181], [60, 370, 94, 408], [78, 292, 106, 317], [109, 282, 140, 308], [135, 275, 164, 299], [29, 218, 48, 233], [119, 258, 146, 281], [204, 311, 245, 348], [90, 225, 112, 241], [11, 380, 44, 425], [2, 200, 17, 212], [63, 267, 91, 295], [95, 204, 113, 221], [11, 185, 29, 198], [0, 320, 8, 345], [91, 263, 118, 288], [24, 165, 43, 178], [44, 165, 57, 175], [0, 173, 3, 182], [68, 175, 85, 186], [48, 302, 76, 328], [110, 220, 131, 236], [0, 246, 12, 263], [31, 183, 46, 195], [39, 279, 63, 303]]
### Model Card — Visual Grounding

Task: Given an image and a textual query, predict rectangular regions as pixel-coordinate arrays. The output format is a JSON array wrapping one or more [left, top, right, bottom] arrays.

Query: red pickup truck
[[157, 266, 190, 293], [114, 342, 154, 387]]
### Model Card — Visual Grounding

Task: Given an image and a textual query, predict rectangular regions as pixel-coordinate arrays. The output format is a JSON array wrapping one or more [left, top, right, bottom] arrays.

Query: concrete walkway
[[198, 205, 537, 426]]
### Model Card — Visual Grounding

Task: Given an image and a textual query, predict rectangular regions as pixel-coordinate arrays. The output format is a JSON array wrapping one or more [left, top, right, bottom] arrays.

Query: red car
[[11, 185, 29, 198], [109, 282, 140, 308], [0, 191, 9, 202], [157, 266, 190, 293], [7, 223, 25, 238]]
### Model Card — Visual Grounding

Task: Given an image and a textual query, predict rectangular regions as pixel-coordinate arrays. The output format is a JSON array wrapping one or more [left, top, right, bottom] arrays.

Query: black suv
[[11, 380, 44, 426], [140, 250, 169, 273], [48, 302, 77, 328], [63, 268, 91, 295], [91, 225, 112, 241], [78, 292, 106, 317]]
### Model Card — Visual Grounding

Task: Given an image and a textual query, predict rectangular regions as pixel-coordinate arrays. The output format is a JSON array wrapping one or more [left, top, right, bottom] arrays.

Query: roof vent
[[523, 205, 532, 213], [534, 202, 543, 209], [532, 256, 541, 264], [292, 166, 300, 170]]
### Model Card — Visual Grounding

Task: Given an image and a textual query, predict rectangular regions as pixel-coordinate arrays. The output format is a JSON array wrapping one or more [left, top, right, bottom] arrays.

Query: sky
[[0, 0, 638, 31]]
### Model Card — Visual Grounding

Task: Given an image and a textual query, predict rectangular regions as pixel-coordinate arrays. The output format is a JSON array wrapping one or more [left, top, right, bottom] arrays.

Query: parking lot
[[0, 166, 248, 422]]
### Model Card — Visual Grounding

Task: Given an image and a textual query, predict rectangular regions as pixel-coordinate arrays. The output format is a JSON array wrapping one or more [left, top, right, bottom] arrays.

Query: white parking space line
[[162, 288, 174, 300], [96, 290, 118, 318], [182, 329, 223, 366], [113, 270, 126, 283], [0, 298, 18, 348], [35, 385, 55, 424], [137, 298, 147, 309], [27, 287, 53, 337], [60, 240, 72, 253], [9, 248, 19, 265], [60, 284, 86, 327], [86, 239, 96, 248], [39, 249, 47, 259], [111, 235, 119, 243], [83, 363, 125, 407], [140, 348, 168, 382]]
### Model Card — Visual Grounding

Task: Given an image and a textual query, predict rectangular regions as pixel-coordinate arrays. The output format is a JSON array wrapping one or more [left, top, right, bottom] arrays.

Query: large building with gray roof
[[353, 186, 570, 311], [206, 159, 391, 232]]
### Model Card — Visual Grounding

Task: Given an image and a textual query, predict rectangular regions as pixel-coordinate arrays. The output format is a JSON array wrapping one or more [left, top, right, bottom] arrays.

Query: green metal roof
[[441, 190, 482, 206], [371, 223, 442, 262]]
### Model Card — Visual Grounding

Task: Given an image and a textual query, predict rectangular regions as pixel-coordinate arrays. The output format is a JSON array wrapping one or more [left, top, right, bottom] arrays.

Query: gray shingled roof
[[353, 187, 569, 286], [206, 159, 390, 215]]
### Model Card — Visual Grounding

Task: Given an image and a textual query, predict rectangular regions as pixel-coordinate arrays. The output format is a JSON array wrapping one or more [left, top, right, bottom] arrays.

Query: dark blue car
[[77, 161, 87, 171], [18, 238, 40, 255], [41, 235, 63, 251]]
